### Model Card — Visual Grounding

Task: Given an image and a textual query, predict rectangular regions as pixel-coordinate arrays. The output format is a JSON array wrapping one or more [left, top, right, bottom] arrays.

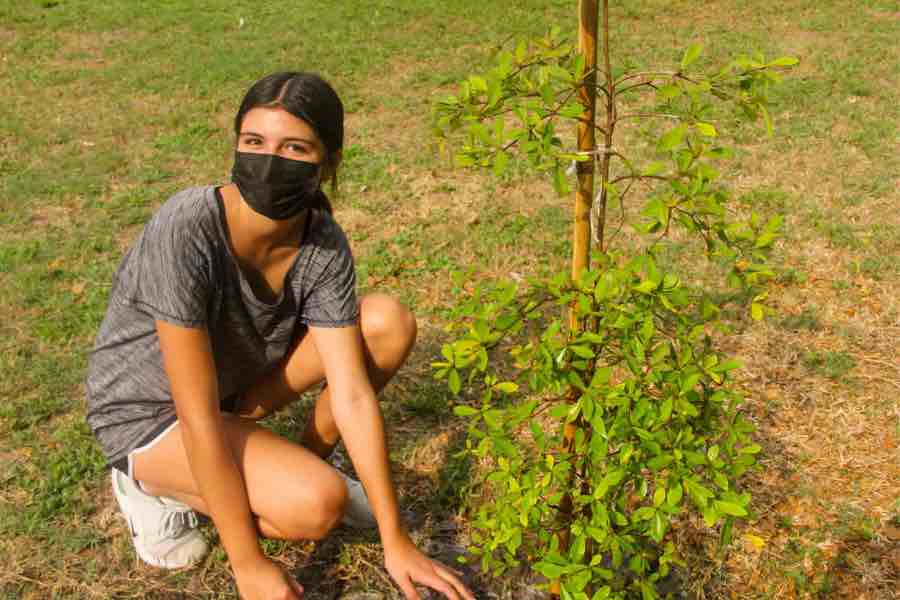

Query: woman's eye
[[287, 144, 307, 153]]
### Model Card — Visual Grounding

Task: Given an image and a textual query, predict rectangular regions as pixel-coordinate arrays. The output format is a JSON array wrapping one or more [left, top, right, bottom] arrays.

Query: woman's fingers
[[433, 564, 475, 600], [412, 571, 461, 600], [287, 575, 305, 598], [447, 565, 465, 578], [397, 574, 423, 600]]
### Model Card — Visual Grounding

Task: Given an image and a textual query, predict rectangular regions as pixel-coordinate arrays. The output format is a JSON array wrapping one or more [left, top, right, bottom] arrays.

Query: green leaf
[[653, 486, 666, 507], [681, 43, 703, 70], [685, 479, 714, 506], [594, 468, 626, 499], [633, 506, 656, 522], [750, 302, 764, 321], [647, 454, 673, 471], [552, 163, 569, 196], [754, 231, 777, 249], [634, 280, 658, 294], [534, 561, 566, 579], [769, 56, 799, 67], [695, 122, 718, 137], [550, 403, 571, 419], [487, 79, 503, 108], [570, 345, 595, 359], [515, 39, 527, 63], [590, 366, 612, 387], [494, 381, 519, 394], [591, 587, 611, 600], [641, 580, 660, 600], [492, 151, 510, 177], [651, 512, 667, 542], [469, 75, 488, 92], [714, 500, 748, 517], [714, 471, 730, 490], [448, 369, 462, 394], [656, 84, 681, 102], [651, 343, 671, 366], [586, 526, 607, 543], [658, 124, 687, 152], [642, 161, 667, 176], [566, 399, 582, 422], [483, 409, 504, 429], [740, 443, 762, 455], [667, 482, 683, 507], [453, 405, 479, 417], [712, 359, 742, 373], [759, 103, 774, 137], [679, 372, 702, 394], [659, 397, 673, 422], [539, 82, 555, 106], [535, 559, 583, 581]]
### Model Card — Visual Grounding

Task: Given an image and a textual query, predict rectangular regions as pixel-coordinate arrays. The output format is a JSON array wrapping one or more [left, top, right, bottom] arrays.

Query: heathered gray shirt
[[85, 185, 358, 467]]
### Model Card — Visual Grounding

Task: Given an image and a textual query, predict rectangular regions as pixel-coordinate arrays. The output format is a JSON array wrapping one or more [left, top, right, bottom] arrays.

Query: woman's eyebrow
[[282, 136, 316, 144], [239, 131, 315, 145]]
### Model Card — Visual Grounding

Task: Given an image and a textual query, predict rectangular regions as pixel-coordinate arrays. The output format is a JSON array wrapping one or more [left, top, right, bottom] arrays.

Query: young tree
[[432, 1, 796, 599]]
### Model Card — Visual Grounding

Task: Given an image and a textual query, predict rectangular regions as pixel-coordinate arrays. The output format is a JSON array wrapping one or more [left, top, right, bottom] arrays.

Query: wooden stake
[[571, 0, 598, 288], [551, 1, 598, 597]]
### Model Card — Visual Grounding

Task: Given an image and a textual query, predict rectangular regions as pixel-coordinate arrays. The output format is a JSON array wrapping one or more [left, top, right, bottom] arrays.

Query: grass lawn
[[1, 0, 898, 598]]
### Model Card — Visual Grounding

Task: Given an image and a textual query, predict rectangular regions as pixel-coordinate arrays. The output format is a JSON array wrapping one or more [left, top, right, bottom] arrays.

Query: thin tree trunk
[[596, 0, 613, 251]]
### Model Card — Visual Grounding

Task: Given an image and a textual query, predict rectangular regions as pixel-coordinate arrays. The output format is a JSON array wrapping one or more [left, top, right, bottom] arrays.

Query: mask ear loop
[[568, 146, 614, 245]]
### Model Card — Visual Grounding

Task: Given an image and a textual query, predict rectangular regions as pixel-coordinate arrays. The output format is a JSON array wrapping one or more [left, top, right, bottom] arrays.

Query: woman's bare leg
[[131, 293, 416, 541], [133, 415, 347, 541], [239, 293, 417, 458]]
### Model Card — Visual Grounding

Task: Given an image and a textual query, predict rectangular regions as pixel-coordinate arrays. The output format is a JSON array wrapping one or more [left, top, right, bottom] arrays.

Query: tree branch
[[615, 80, 659, 96], [613, 112, 681, 125], [609, 173, 670, 186]]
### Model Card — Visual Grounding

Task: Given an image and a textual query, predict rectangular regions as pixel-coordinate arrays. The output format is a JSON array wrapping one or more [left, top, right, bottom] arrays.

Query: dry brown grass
[[2, 1, 898, 598]]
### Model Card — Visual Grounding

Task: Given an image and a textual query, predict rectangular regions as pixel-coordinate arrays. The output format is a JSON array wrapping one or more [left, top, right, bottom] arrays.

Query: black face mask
[[231, 151, 322, 220]]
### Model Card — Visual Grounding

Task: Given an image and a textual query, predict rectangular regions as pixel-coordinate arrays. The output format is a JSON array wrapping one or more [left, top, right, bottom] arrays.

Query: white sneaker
[[336, 470, 378, 529], [111, 468, 208, 569]]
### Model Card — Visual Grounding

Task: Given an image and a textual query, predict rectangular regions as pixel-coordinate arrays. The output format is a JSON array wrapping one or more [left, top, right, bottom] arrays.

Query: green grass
[[802, 350, 857, 381], [1, 0, 899, 598]]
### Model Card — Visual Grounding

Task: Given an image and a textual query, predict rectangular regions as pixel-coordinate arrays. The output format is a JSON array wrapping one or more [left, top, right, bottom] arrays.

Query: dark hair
[[234, 72, 344, 211]]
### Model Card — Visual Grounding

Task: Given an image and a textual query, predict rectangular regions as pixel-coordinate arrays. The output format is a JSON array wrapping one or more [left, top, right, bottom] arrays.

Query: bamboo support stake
[[570, 0, 598, 287], [551, 1, 598, 596], [563, 0, 598, 479]]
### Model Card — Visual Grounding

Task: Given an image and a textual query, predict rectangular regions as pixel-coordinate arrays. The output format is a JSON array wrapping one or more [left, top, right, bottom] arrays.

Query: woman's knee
[[359, 293, 417, 354], [270, 470, 348, 541]]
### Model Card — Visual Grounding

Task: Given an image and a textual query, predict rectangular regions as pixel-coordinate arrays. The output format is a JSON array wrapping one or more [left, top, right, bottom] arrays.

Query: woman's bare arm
[[309, 323, 474, 600], [307, 323, 403, 542], [155, 320, 265, 569]]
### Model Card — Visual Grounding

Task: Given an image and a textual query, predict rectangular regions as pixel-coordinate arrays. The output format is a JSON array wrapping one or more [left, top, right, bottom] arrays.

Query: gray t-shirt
[[85, 185, 358, 466]]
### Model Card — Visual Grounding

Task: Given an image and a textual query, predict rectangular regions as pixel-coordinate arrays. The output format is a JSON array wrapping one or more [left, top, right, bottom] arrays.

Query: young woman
[[86, 71, 475, 600]]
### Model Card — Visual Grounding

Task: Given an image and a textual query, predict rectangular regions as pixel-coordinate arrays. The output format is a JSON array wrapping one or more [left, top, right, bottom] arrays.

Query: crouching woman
[[86, 71, 474, 600]]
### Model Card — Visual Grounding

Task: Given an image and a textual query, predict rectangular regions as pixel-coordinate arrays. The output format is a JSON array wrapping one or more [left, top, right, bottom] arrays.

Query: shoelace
[[158, 506, 198, 538]]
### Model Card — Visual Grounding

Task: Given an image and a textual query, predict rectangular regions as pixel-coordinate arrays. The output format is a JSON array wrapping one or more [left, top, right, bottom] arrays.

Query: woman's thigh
[[244, 292, 416, 417], [131, 414, 346, 539]]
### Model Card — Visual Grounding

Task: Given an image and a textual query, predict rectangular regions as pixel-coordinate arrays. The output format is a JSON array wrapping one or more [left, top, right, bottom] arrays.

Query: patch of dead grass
[[3, 2, 898, 599]]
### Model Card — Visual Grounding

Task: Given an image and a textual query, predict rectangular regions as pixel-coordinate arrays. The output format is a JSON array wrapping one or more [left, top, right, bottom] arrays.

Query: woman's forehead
[[239, 107, 320, 142]]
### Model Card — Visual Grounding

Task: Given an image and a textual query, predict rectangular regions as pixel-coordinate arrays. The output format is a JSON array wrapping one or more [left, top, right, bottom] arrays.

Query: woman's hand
[[234, 558, 304, 600], [384, 531, 476, 600]]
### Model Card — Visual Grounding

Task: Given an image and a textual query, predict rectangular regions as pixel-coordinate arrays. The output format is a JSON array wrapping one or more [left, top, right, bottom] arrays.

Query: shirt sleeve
[[115, 194, 212, 328], [300, 215, 359, 328]]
